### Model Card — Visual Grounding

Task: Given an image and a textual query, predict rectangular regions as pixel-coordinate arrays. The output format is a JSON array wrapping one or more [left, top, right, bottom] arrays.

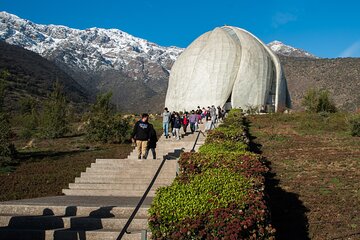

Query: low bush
[[149, 168, 251, 233], [206, 125, 250, 145], [149, 109, 274, 239], [178, 152, 267, 186], [302, 88, 337, 113], [349, 114, 360, 136], [198, 140, 249, 154]]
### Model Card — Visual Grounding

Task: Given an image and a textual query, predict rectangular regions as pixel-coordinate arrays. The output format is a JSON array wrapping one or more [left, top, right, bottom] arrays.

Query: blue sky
[[1, 0, 360, 58]]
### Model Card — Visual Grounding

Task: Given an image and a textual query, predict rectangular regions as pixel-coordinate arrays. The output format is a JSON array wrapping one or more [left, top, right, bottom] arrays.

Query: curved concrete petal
[[165, 26, 291, 112]]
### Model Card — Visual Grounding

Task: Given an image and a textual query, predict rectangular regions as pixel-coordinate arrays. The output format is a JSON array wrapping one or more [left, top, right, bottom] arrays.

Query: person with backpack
[[162, 107, 171, 139], [144, 125, 158, 159], [131, 113, 152, 159]]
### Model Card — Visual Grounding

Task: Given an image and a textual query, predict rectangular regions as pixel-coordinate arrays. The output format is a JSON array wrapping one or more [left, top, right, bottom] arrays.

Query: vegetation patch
[[149, 109, 275, 239]]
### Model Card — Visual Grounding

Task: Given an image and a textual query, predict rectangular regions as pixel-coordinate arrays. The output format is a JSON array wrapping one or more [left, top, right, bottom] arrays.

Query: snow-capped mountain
[[0, 11, 182, 77], [268, 40, 318, 59], [0, 11, 186, 111], [0, 11, 320, 112]]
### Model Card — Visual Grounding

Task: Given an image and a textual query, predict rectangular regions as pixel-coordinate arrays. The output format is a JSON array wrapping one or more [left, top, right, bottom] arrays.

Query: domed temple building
[[165, 26, 291, 112]]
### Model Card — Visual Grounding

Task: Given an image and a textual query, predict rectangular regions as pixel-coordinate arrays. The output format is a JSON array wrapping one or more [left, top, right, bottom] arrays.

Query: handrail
[[190, 128, 207, 152], [118, 126, 207, 239], [117, 157, 167, 240]]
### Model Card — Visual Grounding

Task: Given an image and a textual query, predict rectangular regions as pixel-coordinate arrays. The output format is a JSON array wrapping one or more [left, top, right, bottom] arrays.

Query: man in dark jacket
[[131, 113, 152, 159], [144, 125, 157, 159]]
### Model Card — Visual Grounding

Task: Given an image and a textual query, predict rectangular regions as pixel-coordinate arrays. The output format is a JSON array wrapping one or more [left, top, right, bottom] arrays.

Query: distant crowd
[[131, 105, 227, 160], [162, 105, 226, 140]]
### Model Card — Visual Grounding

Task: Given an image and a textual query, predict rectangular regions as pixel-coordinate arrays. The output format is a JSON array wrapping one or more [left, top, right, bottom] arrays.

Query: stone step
[[88, 162, 175, 168], [0, 228, 150, 240], [85, 166, 176, 174], [68, 183, 168, 191], [95, 159, 169, 164], [90, 162, 164, 168], [62, 189, 157, 197], [79, 171, 176, 179], [0, 205, 149, 218], [74, 177, 173, 184], [0, 215, 147, 230]]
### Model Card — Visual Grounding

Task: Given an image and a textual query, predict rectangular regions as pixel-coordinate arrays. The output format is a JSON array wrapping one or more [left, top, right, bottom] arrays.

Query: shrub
[[85, 92, 131, 143], [178, 152, 267, 185], [149, 168, 259, 239], [349, 114, 360, 136], [198, 140, 248, 154], [206, 125, 250, 145], [149, 109, 274, 239], [302, 88, 337, 113]]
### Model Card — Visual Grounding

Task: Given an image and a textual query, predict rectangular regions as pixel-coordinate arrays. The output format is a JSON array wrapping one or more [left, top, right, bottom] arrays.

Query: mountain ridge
[[2, 11, 358, 112], [0, 41, 89, 112]]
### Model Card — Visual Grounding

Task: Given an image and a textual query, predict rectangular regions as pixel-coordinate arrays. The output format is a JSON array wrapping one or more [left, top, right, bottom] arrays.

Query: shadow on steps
[[0, 206, 119, 240]]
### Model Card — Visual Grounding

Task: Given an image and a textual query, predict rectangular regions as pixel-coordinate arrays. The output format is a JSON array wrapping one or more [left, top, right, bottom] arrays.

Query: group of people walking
[[162, 105, 226, 138], [131, 105, 227, 160]]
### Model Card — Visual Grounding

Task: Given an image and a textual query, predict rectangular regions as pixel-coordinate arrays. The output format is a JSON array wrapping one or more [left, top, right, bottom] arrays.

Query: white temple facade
[[165, 26, 291, 112]]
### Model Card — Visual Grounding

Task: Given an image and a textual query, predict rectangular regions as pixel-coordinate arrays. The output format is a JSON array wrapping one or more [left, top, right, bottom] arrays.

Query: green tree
[[302, 88, 318, 112], [85, 92, 131, 143], [0, 70, 16, 167], [19, 97, 39, 139], [40, 81, 69, 138], [302, 88, 337, 113], [0, 70, 10, 113]]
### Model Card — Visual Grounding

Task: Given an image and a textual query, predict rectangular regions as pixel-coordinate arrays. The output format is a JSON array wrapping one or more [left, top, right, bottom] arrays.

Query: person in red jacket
[[182, 112, 189, 134]]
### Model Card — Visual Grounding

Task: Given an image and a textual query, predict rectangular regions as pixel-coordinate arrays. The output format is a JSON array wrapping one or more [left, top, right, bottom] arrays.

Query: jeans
[[163, 122, 169, 136], [172, 128, 180, 139], [190, 122, 196, 133], [144, 148, 156, 159]]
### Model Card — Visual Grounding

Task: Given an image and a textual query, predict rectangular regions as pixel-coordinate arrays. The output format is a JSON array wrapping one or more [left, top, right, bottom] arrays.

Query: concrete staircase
[[0, 127, 206, 240], [0, 203, 150, 240]]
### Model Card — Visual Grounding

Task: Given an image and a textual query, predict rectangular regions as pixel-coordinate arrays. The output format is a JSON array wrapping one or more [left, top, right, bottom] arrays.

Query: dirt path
[[249, 113, 360, 240]]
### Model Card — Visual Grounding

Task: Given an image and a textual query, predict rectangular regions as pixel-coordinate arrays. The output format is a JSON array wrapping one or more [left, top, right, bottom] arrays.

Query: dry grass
[[249, 112, 360, 240], [0, 134, 132, 201]]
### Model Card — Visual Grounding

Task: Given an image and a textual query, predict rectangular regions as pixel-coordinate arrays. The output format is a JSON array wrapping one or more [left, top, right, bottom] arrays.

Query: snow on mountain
[[0, 11, 321, 112], [0, 11, 318, 76], [0, 11, 183, 75], [268, 40, 318, 59]]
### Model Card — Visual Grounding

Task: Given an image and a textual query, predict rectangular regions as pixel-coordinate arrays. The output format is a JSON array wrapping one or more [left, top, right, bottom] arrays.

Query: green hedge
[[148, 109, 275, 239]]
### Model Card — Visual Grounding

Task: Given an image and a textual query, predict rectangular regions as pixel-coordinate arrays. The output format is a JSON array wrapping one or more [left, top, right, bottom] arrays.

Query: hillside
[[281, 56, 360, 111], [1, 11, 359, 112], [0, 41, 89, 112]]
